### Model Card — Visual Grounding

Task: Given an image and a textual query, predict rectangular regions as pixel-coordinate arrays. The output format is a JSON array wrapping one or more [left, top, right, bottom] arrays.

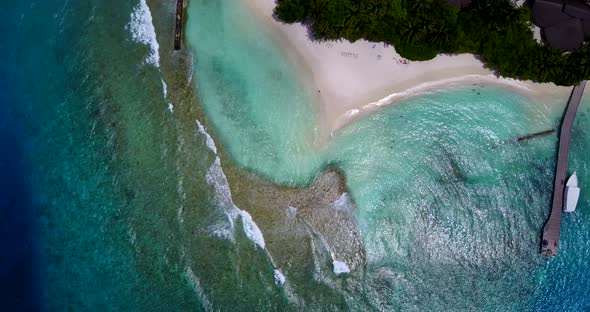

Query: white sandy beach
[[243, 0, 586, 133]]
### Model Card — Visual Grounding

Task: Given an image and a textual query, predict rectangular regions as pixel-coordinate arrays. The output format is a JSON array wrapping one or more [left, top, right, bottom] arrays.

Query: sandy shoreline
[[243, 0, 582, 134]]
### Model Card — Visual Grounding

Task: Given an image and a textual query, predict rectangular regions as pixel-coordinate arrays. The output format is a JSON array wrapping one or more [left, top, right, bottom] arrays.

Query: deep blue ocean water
[[0, 90, 38, 310], [1, 0, 590, 310], [1, 0, 204, 310], [1, 1, 52, 308]]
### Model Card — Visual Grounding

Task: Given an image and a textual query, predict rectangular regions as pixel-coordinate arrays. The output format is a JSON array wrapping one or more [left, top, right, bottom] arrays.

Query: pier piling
[[174, 0, 184, 50]]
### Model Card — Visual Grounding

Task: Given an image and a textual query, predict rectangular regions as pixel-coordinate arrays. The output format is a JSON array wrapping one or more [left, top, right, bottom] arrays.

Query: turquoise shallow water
[[187, 0, 590, 310], [326, 88, 559, 310], [186, 0, 324, 184], [2, 0, 590, 310]]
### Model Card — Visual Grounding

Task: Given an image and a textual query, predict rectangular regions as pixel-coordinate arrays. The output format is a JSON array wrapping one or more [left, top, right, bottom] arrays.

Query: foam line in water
[[240, 210, 266, 249], [344, 109, 360, 118], [187, 54, 194, 83], [330, 253, 351, 275], [203, 155, 268, 250], [175, 134, 187, 224], [197, 123, 270, 258], [127, 0, 160, 67], [333, 192, 353, 212], [273, 269, 286, 286], [184, 266, 214, 311], [205, 157, 240, 239], [161, 79, 168, 98], [334, 74, 535, 134], [286, 206, 298, 219], [302, 219, 352, 275], [128, 226, 137, 246], [332, 260, 350, 275], [196, 119, 218, 154], [363, 74, 532, 110]]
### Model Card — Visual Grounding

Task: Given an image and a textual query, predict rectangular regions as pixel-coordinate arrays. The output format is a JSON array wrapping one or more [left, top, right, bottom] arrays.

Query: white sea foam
[[496, 76, 533, 91], [207, 222, 235, 241], [205, 156, 267, 249], [240, 210, 266, 249], [344, 109, 360, 118], [330, 73, 538, 136], [127, 0, 160, 67], [188, 54, 194, 83], [333, 192, 353, 212], [161, 79, 168, 98], [274, 269, 286, 286], [128, 226, 137, 246], [206, 158, 236, 212], [331, 74, 538, 132], [197, 120, 268, 250], [361, 74, 533, 111], [196, 119, 218, 154], [332, 259, 351, 275], [205, 157, 240, 239], [286, 206, 298, 219], [303, 221, 352, 276], [184, 266, 214, 311], [175, 133, 186, 224]]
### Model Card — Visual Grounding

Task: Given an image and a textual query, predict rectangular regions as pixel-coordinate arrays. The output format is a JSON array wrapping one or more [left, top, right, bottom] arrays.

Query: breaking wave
[[196, 119, 268, 250], [273, 269, 286, 285], [196, 120, 218, 155], [161, 79, 167, 98], [332, 192, 353, 213], [184, 264, 214, 310], [127, 0, 160, 67], [239, 210, 266, 249], [204, 157, 240, 240], [331, 255, 351, 275]]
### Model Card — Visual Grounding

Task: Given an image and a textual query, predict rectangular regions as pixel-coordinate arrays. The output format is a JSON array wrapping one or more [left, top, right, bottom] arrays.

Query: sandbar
[[244, 0, 580, 134]]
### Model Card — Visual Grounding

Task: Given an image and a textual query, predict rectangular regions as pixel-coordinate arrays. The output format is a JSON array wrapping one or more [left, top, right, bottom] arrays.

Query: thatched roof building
[[447, 0, 472, 8], [532, 0, 590, 51]]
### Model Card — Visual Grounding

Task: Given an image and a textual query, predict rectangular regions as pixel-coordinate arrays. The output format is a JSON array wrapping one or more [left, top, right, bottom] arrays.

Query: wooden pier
[[541, 81, 587, 256], [174, 0, 185, 50]]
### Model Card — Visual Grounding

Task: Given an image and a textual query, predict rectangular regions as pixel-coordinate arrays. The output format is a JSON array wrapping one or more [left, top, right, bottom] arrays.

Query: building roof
[[544, 18, 585, 51], [564, 1, 590, 19], [532, 0, 590, 51], [532, 0, 570, 28], [584, 20, 590, 40], [446, 0, 472, 8]]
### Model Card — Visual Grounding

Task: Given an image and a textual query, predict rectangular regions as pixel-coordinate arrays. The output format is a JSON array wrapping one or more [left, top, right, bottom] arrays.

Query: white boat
[[564, 172, 580, 212]]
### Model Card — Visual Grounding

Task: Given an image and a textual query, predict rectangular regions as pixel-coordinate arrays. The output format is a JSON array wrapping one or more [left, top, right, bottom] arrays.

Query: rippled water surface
[[2, 0, 590, 310], [186, 0, 590, 310]]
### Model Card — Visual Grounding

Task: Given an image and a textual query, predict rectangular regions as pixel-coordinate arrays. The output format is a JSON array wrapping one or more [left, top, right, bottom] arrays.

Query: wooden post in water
[[541, 81, 586, 256], [516, 129, 555, 142], [174, 0, 184, 50]]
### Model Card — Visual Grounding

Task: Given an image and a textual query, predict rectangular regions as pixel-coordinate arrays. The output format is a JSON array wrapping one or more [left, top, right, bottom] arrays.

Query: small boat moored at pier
[[564, 172, 580, 212]]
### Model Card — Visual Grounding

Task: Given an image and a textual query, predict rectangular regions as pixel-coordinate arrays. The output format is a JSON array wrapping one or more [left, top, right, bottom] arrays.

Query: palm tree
[[309, 0, 329, 22], [401, 19, 420, 43]]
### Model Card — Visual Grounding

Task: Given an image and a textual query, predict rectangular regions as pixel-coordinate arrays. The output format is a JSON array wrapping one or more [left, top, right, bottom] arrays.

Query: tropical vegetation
[[274, 0, 590, 85]]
